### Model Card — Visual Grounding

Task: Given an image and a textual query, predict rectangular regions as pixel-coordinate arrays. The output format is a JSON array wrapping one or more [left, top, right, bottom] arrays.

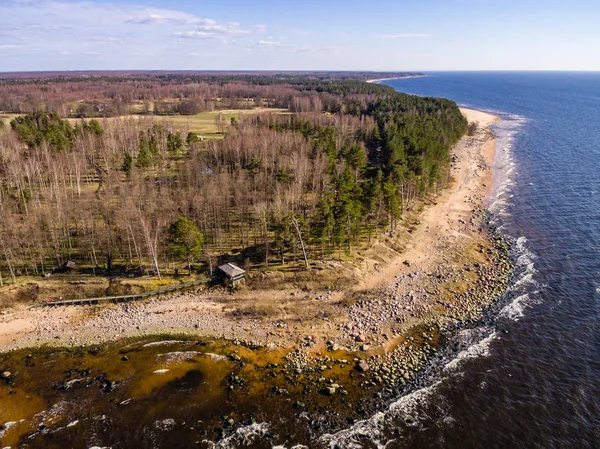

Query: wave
[[319, 381, 443, 449], [202, 422, 272, 448], [444, 328, 497, 372], [318, 326, 504, 448], [487, 113, 541, 321]]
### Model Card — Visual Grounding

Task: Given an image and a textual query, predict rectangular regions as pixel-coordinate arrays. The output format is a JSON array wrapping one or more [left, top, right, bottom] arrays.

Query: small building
[[217, 263, 246, 287]]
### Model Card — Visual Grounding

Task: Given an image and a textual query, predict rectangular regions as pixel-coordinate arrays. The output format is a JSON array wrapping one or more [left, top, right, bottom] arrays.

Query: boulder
[[355, 362, 369, 372], [323, 387, 336, 396]]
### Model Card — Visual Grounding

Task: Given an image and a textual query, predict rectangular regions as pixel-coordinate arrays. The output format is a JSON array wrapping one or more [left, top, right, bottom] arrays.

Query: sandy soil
[[0, 108, 501, 353], [366, 75, 426, 83], [358, 108, 498, 290]]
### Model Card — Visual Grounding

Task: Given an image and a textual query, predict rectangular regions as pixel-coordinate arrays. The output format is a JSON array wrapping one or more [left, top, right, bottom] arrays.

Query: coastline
[[0, 107, 504, 354], [366, 74, 427, 83]]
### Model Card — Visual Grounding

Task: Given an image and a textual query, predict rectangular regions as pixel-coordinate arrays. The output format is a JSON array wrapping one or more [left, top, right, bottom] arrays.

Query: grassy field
[[58, 107, 289, 140], [164, 108, 288, 139]]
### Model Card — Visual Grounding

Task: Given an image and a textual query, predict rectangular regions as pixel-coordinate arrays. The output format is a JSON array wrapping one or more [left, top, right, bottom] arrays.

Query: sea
[[320, 72, 600, 448]]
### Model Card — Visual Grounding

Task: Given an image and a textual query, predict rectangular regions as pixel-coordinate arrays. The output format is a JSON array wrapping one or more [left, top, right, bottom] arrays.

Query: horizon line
[[1, 69, 600, 75]]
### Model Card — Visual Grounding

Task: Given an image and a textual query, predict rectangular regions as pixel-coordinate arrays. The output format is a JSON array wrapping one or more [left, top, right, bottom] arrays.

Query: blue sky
[[1, 0, 599, 72]]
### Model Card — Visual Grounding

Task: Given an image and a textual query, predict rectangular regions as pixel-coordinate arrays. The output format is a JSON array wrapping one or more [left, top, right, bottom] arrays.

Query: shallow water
[[0, 335, 436, 448]]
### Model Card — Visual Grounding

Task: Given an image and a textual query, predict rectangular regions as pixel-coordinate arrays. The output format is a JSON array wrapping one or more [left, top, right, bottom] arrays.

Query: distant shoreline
[[366, 74, 427, 83]]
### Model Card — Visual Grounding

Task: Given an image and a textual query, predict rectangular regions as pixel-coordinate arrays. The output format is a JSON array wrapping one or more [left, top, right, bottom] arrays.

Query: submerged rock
[[321, 386, 336, 396]]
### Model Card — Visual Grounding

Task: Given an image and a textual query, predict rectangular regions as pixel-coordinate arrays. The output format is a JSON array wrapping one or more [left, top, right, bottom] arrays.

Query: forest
[[0, 73, 466, 287]]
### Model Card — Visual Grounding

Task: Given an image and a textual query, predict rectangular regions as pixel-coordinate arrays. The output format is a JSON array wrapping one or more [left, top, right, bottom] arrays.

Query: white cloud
[[127, 14, 248, 35], [126, 14, 178, 25], [173, 31, 217, 40], [196, 19, 248, 34], [88, 36, 127, 45], [246, 41, 340, 54], [294, 45, 340, 53], [0, 0, 261, 68], [0, 1, 251, 41], [257, 40, 281, 47], [381, 33, 431, 39]]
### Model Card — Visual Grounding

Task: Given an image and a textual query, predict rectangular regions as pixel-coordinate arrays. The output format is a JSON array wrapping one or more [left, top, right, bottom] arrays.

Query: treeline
[[0, 71, 420, 84], [0, 73, 413, 118], [0, 78, 465, 283]]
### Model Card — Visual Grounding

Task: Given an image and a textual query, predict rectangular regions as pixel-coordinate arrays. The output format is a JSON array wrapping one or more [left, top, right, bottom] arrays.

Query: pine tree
[[312, 195, 335, 260], [167, 132, 183, 154], [168, 217, 204, 275], [136, 131, 151, 168], [333, 167, 363, 253], [121, 153, 133, 175], [383, 178, 401, 231]]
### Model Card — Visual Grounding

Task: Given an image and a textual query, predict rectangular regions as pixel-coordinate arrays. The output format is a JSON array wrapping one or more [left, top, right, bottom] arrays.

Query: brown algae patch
[[0, 337, 368, 446]]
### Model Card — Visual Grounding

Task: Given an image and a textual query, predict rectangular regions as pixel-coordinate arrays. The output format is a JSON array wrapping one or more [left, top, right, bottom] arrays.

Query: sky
[[1, 0, 599, 72]]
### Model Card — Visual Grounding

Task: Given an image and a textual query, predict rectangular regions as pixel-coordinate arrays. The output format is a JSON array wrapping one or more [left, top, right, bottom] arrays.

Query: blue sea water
[[322, 72, 600, 448]]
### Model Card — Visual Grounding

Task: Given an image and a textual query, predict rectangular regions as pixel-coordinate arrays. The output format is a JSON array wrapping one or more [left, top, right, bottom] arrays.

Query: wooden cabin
[[217, 263, 246, 287]]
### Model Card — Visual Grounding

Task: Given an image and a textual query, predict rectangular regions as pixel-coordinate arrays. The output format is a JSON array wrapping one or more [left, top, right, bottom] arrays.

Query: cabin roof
[[218, 263, 245, 278]]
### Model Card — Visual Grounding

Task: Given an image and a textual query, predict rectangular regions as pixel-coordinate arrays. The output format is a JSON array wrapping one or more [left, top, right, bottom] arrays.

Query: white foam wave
[[512, 272, 536, 289], [486, 113, 527, 219], [482, 112, 541, 325], [444, 331, 497, 372], [498, 262, 539, 321], [320, 325, 502, 448], [273, 445, 309, 449], [0, 419, 24, 439], [494, 233, 542, 322], [202, 422, 271, 448], [499, 293, 529, 320], [319, 381, 442, 449]]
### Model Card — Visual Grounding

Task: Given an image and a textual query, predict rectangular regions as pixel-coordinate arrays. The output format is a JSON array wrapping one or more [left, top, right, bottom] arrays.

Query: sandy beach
[[366, 75, 427, 83], [0, 108, 503, 354]]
